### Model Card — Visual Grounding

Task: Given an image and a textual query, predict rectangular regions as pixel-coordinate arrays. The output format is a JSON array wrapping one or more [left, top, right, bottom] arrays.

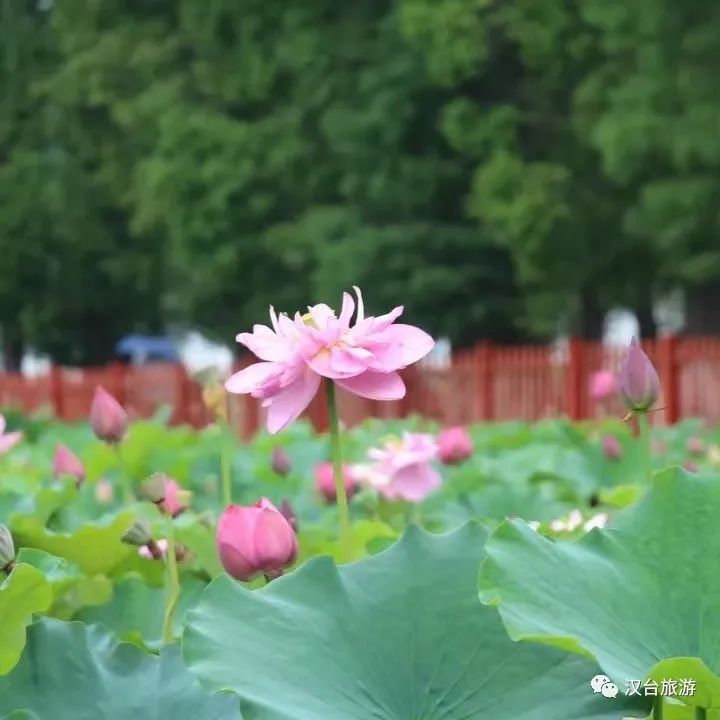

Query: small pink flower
[[315, 462, 358, 503], [354, 432, 441, 503], [217, 498, 298, 582], [95, 479, 114, 504], [0, 415, 22, 455], [139, 539, 169, 559], [686, 436, 705, 456], [602, 434, 622, 460], [89, 387, 128, 443], [225, 288, 435, 434], [164, 478, 189, 517], [53, 443, 85, 485], [437, 426, 473, 465], [589, 370, 617, 402], [618, 339, 660, 413]]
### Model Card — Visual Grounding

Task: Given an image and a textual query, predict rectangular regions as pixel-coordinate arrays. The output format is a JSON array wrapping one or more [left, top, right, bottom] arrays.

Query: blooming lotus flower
[[686, 436, 705, 456], [89, 387, 128, 443], [354, 432, 441, 503], [618, 339, 660, 413], [225, 287, 435, 434], [437, 426, 473, 465], [315, 462, 358, 503], [53, 443, 85, 486], [95, 479, 114, 504], [0, 415, 22, 455], [217, 497, 298, 581], [601, 434, 622, 460], [271, 447, 291, 476], [590, 370, 617, 402]]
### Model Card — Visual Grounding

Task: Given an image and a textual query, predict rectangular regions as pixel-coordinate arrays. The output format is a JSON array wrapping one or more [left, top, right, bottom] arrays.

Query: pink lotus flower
[[89, 387, 128, 443], [0, 415, 22, 455], [225, 287, 435, 434], [217, 497, 298, 581], [589, 370, 617, 402], [618, 339, 660, 413], [164, 478, 189, 517], [95, 479, 114, 504], [354, 432, 441, 503], [271, 447, 291, 476], [315, 462, 358, 503], [601, 434, 622, 460], [53, 443, 85, 485], [437, 426, 473, 465], [686, 436, 705, 456]]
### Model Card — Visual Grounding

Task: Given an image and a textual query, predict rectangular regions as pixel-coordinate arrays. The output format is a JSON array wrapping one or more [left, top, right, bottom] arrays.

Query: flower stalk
[[114, 444, 134, 503], [638, 413, 653, 484], [162, 517, 180, 644], [325, 380, 351, 561], [653, 697, 663, 720]]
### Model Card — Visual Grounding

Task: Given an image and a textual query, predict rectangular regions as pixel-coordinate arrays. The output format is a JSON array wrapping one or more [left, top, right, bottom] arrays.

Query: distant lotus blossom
[[164, 478, 189, 517], [0, 415, 22, 455], [683, 460, 699, 473], [315, 462, 358, 503], [583, 513, 609, 532], [353, 432, 441, 503], [89, 387, 128, 443], [550, 509, 583, 533], [601, 434, 622, 460], [95, 479, 114, 504], [618, 339, 660, 413], [686, 436, 705, 456], [53, 443, 85, 485], [589, 370, 617, 402], [437, 426, 473, 465], [225, 287, 435, 434]]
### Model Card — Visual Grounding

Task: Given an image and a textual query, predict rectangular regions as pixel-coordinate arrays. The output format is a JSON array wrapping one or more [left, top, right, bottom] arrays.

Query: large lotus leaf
[[184, 523, 647, 720], [0, 618, 240, 719], [479, 468, 720, 708], [0, 564, 52, 674], [11, 510, 135, 575]]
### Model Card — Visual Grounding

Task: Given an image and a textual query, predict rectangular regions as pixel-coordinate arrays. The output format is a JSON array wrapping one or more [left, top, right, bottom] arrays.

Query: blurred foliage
[[1, 0, 719, 363]]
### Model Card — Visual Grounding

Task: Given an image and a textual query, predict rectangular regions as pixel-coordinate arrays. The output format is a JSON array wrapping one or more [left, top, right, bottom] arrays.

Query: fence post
[[657, 335, 679, 424], [477, 343, 494, 421], [565, 339, 584, 420], [49, 364, 64, 419]]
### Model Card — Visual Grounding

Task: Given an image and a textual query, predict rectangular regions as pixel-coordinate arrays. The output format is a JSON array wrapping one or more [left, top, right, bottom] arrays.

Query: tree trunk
[[635, 302, 657, 339], [577, 291, 605, 340], [684, 282, 720, 335]]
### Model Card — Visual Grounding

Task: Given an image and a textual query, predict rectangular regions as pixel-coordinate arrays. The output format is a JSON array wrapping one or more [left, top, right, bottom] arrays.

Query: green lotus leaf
[[479, 468, 720, 708], [0, 564, 52, 675], [11, 510, 135, 575], [0, 618, 240, 719], [184, 523, 647, 720]]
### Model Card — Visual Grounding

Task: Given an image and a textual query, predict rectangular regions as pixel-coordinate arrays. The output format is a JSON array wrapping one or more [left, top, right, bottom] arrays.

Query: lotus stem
[[162, 518, 180, 644], [220, 421, 232, 507], [695, 708, 706, 720], [325, 380, 351, 561], [638, 412, 653, 484], [114, 444, 134, 503], [653, 697, 663, 720]]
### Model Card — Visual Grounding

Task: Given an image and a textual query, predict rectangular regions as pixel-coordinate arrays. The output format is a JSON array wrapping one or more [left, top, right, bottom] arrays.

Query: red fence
[[2, 337, 720, 436]]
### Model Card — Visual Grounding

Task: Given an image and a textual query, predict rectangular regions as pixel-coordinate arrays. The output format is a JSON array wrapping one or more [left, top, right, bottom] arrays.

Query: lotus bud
[[315, 462, 358, 503], [0, 524, 15, 571], [89, 386, 128, 443], [53, 443, 85, 487], [271, 447, 291, 476], [95, 478, 114, 504], [217, 498, 298, 582], [141, 474, 190, 517], [686, 437, 705, 456], [437, 426, 473, 465], [279, 499, 298, 532], [602, 434, 622, 460], [618, 339, 660, 413], [589, 370, 617, 402], [121, 517, 153, 547]]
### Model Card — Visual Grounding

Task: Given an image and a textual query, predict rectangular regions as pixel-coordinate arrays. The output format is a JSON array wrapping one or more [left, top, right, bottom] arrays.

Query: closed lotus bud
[[141, 474, 191, 516], [602, 434, 622, 460], [0, 524, 15, 570], [437, 426, 473, 465], [217, 498, 298, 582], [618, 339, 660, 413], [271, 447, 291, 476], [90, 386, 128, 443], [279, 499, 298, 532], [315, 462, 358, 503], [95, 478, 114, 504], [121, 517, 153, 547], [686, 437, 705, 456], [53, 443, 85, 487]]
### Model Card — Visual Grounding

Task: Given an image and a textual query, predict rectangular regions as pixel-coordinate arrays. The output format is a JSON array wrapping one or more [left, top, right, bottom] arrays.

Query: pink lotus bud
[[217, 498, 298, 582], [686, 437, 705, 456], [683, 460, 699, 473], [0, 414, 22, 455], [89, 387, 127, 443], [437, 426, 473, 465], [95, 479, 114, 504], [602, 434, 622, 460], [589, 370, 617, 402], [279, 499, 298, 532], [271, 447, 291, 476], [53, 443, 85, 486], [315, 462, 358, 503], [618, 339, 660, 413], [164, 478, 190, 517]]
